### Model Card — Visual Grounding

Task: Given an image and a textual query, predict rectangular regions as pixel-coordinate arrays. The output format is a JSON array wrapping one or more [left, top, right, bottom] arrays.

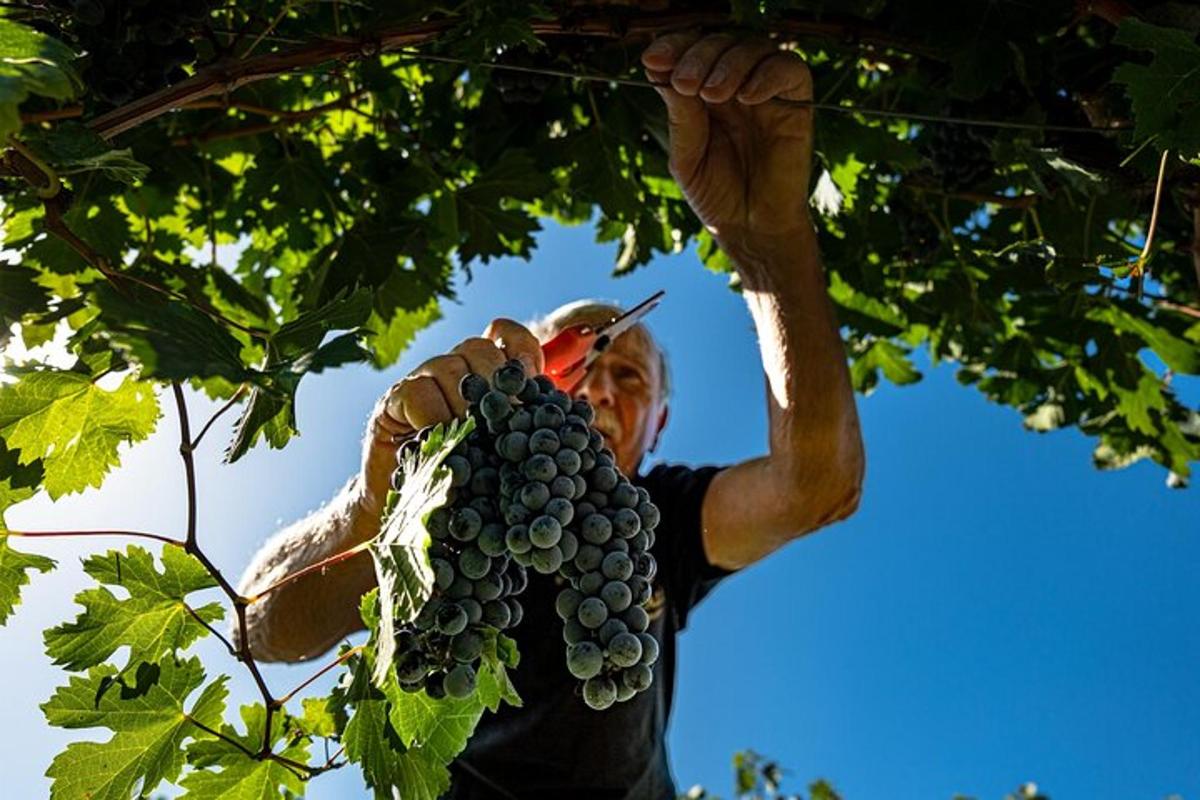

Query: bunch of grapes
[[918, 122, 995, 192], [388, 358, 661, 708], [32, 0, 214, 107]]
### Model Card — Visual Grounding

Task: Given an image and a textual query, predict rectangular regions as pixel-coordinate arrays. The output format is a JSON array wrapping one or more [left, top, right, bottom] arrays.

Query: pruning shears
[[540, 290, 666, 393]]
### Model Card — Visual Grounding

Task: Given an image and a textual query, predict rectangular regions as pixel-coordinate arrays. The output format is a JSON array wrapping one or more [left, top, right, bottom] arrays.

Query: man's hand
[[355, 318, 545, 524], [641, 30, 814, 244]]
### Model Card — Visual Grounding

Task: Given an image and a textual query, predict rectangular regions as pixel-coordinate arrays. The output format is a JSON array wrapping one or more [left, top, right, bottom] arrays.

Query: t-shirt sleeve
[[639, 462, 735, 632]]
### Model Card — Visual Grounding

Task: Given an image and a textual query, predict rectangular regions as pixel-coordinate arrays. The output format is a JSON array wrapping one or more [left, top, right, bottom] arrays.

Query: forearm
[[232, 475, 380, 663], [718, 220, 866, 521]]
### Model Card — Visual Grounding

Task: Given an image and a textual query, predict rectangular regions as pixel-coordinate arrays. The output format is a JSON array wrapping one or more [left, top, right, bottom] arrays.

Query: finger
[[369, 388, 411, 447], [669, 33, 739, 97], [483, 318, 544, 376], [451, 337, 507, 383], [413, 354, 470, 418], [735, 50, 813, 106], [644, 65, 708, 184], [640, 29, 704, 71], [386, 375, 453, 431], [698, 37, 779, 105]]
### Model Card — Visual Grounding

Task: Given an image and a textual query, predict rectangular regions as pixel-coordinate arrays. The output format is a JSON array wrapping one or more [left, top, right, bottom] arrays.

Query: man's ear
[[650, 403, 669, 452]]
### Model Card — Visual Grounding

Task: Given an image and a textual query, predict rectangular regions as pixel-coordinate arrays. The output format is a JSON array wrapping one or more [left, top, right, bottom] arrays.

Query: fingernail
[[646, 40, 671, 56], [703, 65, 727, 88], [675, 62, 699, 81]]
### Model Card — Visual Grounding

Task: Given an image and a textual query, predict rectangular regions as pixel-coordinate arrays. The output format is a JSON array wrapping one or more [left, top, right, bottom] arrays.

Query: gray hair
[[526, 299, 671, 402]]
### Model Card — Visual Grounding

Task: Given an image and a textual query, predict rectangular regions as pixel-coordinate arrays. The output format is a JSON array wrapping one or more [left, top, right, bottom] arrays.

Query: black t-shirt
[[447, 463, 733, 800]]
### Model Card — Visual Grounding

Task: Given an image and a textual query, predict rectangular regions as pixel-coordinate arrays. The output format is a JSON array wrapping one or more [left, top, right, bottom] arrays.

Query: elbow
[[781, 442, 865, 538]]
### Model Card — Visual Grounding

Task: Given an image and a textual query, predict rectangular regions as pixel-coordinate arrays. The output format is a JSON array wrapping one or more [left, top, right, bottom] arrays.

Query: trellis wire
[[394, 49, 1133, 136]]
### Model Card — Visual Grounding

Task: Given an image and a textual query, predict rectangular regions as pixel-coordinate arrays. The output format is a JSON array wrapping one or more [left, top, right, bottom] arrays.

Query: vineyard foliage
[[1, 0, 1200, 797]]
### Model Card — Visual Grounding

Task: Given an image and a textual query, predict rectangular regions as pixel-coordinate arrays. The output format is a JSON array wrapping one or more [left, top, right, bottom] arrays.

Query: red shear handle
[[540, 324, 595, 392]]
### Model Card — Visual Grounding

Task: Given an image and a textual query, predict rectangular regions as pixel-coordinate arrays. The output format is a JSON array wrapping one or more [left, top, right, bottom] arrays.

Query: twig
[[323, 744, 346, 770], [1130, 149, 1170, 299], [6, 529, 185, 546], [170, 92, 369, 146], [186, 714, 258, 758], [242, 539, 373, 604], [191, 386, 248, 451], [19, 106, 84, 124], [274, 645, 365, 708], [172, 384, 199, 549], [185, 602, 238, 656]]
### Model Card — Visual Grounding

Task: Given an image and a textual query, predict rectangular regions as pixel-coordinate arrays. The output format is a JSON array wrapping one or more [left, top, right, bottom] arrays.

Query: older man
[[234, 29, 865, 800]]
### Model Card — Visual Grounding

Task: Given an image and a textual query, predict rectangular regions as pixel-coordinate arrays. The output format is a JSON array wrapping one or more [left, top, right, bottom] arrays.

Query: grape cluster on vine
[[388, 358, 661, 708], [32, 0, 214, 107]]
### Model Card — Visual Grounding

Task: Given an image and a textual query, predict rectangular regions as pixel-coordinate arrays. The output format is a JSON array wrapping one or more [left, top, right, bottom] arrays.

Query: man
[[233, 29, 866, 799]]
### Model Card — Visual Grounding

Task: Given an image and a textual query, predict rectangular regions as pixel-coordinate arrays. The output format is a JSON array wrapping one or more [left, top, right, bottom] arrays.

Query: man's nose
[[574, 367, 615, 408]]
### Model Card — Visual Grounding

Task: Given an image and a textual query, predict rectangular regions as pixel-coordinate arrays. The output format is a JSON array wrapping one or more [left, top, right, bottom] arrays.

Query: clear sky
[[2, 216, 1197, 800]]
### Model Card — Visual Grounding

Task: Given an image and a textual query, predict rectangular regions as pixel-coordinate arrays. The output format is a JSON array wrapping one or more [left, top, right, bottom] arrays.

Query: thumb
[[646, 67, 709, 182]]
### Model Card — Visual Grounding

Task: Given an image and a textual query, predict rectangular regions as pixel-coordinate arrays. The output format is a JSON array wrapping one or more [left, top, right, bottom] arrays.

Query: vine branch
[[275, 645, 365, 708], [184, 601, 238, 658], [6, 529, 185, 546], [242, 539, 373, 604]]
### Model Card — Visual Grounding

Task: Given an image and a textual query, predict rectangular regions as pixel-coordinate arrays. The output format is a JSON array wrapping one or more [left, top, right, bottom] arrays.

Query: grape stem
[[184, 602, 238, 658], [241, 539, 374, 605], [273, 645, 365, 707], [189, 386, 248, 452]]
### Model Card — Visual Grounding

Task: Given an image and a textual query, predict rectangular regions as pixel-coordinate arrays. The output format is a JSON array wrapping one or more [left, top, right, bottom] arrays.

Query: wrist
[[712, 218, 819, 281]]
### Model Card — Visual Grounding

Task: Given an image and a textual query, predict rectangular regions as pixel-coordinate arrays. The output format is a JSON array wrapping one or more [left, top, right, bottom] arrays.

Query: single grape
[[575, 501, 597, 519], [522, 453, 557, 483], [550, 475, 577, 499], [531, 545, 564, 574], [493, 362, 527, 395], [623, 603, 650, 633], [530, 428, 560, 455], [449, 507, 482, 541], [533, 404, 565, 430], [583, 676, 618, 710], [444, 663, 477, 698], [578, 570, 605, 596], [507, 563, 529, 594], [533, 375, 556, 394], [503, 500, 532, 527], [628, 576, 652, 607], [574, 544, 604, 572], [580, 449, 597, 472], [395, 651, 427, 683], [468, 495, 498, 521], [470, 467, 500, 496], [612, 508, 642, 538], [445, 455, 472, 488], [507, 597, 525, 626], [554, 448, 582, 476], [636, 632, 660, 665], [517, 379, 541, 403], [519, 481, 550, 511], [480, 390, 512, 421], [581, 514, 613, 545], [473, 572, 504, 602], [556, 587, 584, 620], [477, 523, 508, 557], [482, 599, 513, 628], [601, 580, 633, 612], [584, 490, 609, 509], [425, 671, 448, 699], [608, 632, 643, 668], [460, 373, 489, 403], [436, 603, 469, 636], [559, 530, 580, 562], [431, 558, 454, 590], [497, 431, 530, 462], [559, 421, 590, 451], [528, 515, 562, 548], [458, 547, 491, 580], [512, 549, 534, 568], [636, 501, 661, 530], [505, 524, 532, 554], [629, 530, 650, 552], [571, 399, 595, 423], [547, 389, 572, 412], [610, 482, 639, 509], [460, 598, 484, 625], [591, 466, 618, 492], [578, 596, 609, 628], [544, 496, 574, 526], [602, 551, 634, 581], [566, 641, 604, 680], [450, 630, 485, 663], [562, 617, 588, 644], [598, 617, 628, 647], [633, 552, 657, 580], [624, 663, 653, 691]]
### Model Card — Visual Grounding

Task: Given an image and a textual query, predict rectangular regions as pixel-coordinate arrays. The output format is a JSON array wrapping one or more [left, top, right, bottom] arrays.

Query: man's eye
[[616, 367, 643, 384]]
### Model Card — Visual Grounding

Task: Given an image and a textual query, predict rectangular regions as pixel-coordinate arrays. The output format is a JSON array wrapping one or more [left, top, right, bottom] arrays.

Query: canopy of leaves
[[2, 0, 1198, 489]]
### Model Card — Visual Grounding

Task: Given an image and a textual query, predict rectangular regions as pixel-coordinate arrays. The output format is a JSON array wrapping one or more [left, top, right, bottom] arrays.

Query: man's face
[[553, 319, 668, 477]]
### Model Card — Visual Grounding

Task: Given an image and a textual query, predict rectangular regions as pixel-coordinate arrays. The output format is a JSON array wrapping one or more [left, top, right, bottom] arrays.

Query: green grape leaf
[[0, 263, 51, 345], [0, 15, 80, 141], [366, 297, 442, 369], [27, 122, 150, 183], [43, 544, 224, 673], [369, 417, 475, 688], [224, 289, 373, 463], [297, 696, 338, 739], [0, 369, 160, 499], [455, 149, 554, 264], [180, 702, 310, 799], [41, 656, 227, 800], [850, 339, 922, 394], [1112, 18, 1200, 153], [0, 440, 54, 625], [90, 284, 255, 384], [1087, 305, 1200, 375]]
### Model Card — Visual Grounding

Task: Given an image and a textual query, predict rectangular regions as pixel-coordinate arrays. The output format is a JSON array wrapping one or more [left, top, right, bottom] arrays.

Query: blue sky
[[2, 216, 1197, 799]]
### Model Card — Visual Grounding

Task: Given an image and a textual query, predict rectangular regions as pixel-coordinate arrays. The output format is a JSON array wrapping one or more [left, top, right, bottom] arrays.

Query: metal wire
[[394, 49, 1132, 136]]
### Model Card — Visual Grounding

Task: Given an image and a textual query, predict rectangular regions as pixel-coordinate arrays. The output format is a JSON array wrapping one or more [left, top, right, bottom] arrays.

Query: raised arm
[[642, 31, 866, 572], [233, 320, 545, 662]]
